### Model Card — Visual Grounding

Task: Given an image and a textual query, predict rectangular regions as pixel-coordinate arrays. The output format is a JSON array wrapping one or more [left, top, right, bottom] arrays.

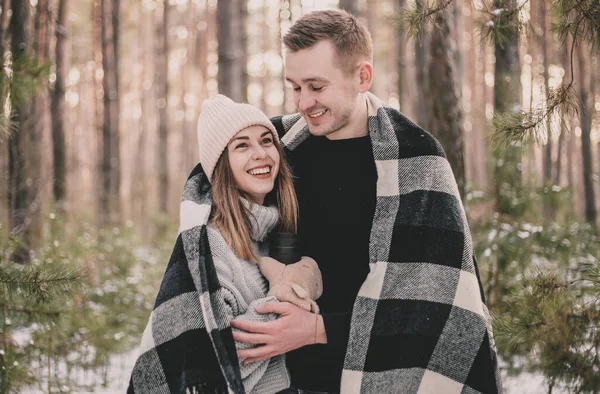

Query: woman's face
[[227, 125, 280, 205]]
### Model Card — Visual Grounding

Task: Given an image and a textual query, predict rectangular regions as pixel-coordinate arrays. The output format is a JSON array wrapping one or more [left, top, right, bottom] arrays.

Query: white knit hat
[[197, 94, 278, 182]]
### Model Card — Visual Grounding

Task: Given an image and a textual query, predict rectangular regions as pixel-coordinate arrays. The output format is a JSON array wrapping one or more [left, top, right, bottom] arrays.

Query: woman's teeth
[[248, 167, 270, 175], [308, 109, 327, 118]]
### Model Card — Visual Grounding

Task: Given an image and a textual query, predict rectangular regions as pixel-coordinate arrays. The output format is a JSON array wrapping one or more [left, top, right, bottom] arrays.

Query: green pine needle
[[0, 261, 82, 305], [491, 84, 578, 147]]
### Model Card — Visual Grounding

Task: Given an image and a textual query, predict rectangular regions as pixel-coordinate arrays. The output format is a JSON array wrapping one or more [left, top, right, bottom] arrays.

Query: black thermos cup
[[268, 232, 301, 265]]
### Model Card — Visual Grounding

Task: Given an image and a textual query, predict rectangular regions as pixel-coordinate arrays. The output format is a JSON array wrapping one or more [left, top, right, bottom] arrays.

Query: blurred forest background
[[1, 0, 599, 392]]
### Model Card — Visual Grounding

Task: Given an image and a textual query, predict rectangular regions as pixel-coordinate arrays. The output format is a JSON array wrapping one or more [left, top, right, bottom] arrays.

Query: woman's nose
[[251, 145, 268, 160]]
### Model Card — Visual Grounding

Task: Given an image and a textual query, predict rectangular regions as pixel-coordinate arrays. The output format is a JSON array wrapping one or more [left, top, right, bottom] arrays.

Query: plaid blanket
[[273, 92, 502, 394], [128, 168, 244, 394]]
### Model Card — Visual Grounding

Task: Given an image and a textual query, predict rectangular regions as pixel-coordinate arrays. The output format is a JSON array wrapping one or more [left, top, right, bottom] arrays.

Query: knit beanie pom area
[[197, 94, 278, 182]]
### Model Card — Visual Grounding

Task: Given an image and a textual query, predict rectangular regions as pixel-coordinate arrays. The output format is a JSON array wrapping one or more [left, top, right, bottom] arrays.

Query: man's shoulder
[[378, 106, 446, 159]]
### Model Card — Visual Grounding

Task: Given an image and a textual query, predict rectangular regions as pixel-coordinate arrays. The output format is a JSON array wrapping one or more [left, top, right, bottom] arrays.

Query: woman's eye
[[235, 143, 248, 149], [262, 137, 273, 144]]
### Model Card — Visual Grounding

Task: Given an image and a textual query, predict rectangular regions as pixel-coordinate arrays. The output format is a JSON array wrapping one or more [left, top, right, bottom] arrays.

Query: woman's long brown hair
[[210, 135, 298, 262]]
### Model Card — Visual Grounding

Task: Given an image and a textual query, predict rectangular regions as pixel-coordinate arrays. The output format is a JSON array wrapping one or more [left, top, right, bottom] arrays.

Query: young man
[[231, 10, 502, 394]]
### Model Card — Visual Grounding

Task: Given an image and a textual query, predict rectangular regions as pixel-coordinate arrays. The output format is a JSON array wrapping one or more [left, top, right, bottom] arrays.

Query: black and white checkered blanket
[[274, 92, 502, 394], [128, 169, 243, 394]]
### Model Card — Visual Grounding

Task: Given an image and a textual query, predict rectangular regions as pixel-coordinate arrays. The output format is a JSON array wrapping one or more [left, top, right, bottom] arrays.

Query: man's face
[[285, 40, 360, 139]]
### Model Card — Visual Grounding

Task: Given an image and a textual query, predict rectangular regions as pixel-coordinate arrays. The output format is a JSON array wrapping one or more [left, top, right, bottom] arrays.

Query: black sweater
[[285, 134, 377, 392]]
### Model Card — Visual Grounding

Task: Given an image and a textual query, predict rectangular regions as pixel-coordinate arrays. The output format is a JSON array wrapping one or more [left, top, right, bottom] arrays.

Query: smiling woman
[[128, 95, 322, 394]]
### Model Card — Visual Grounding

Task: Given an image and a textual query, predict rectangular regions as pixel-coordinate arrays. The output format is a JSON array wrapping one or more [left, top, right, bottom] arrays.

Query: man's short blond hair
[[283, 9, 373, 74]]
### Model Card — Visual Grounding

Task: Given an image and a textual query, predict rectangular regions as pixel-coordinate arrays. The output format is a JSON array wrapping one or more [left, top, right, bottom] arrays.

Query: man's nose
[[297, 91, 315, 112]]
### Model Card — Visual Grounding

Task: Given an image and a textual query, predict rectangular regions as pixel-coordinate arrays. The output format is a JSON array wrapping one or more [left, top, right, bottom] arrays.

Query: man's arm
[[231, 301, 327, 364]]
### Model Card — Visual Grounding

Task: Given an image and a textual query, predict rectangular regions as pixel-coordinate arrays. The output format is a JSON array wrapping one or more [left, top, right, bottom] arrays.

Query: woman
[[128, 95, 321, 394]]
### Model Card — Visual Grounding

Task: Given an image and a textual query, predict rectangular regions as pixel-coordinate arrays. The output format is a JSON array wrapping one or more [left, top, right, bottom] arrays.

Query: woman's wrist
[[314, 314, 327, 344]]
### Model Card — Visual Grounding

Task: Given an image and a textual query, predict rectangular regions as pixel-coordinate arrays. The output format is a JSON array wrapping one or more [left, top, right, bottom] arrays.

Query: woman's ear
[[358, 62, 373, 93]]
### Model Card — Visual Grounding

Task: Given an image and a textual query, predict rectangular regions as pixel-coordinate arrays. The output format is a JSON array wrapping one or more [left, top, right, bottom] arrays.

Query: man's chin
[[305, 123, 330, 137]]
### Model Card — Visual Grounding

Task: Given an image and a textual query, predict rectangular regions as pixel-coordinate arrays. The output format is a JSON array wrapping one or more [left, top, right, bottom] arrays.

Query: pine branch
[[397, 0, 455, 42], [477, 0, 529, 49], [0, 261, 82, 305], [491, 84, 578, 146], [5, 50, 51, 110]]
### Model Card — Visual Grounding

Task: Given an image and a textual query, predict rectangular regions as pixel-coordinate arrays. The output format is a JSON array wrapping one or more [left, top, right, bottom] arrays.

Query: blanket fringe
[[185, 382, 230, 394]]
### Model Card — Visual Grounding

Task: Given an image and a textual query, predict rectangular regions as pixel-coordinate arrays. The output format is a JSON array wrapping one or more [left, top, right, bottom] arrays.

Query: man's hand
[[230, 301, 325, 364]]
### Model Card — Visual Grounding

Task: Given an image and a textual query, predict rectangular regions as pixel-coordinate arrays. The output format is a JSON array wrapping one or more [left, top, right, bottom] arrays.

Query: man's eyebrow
[[285, 77, 330, 84]]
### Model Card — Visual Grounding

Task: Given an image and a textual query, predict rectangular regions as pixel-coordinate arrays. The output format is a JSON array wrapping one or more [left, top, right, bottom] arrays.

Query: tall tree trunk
[[8, 0, 33, 262], [0, 0, 9, 57], [132, 0, 150, 231], [196, 0, 210, 102], [217, 0, 246, 101], [555, 35, 572, 186], [493, 0, 522, 213], [51, 0, 70, 208], [491, 0, 522, 307], [29, 0, 51, 242], [181, 0, 196, 173], [426, 9, 466, 199], [414, 0, 429, 130], [396, 0, 406, 109], [278, 0, 293, 113], [240, 0, 248, 102], [260, 0, 269, 111], [577, 44, 596, 230], [541, 0, 553, 184], [100, 0, 120, 224], [156, 0, 169, 218]]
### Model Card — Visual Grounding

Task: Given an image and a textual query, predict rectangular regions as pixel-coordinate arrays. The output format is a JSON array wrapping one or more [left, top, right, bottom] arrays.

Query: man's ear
[[358, 62, 373, 93]]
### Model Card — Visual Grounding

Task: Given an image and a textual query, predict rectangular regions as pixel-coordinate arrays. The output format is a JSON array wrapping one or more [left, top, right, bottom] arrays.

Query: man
[[231, 10, 502, 394]]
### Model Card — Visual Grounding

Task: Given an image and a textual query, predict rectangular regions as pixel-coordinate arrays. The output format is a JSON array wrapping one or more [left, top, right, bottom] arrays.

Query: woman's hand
[[230, 301, 326, 364]]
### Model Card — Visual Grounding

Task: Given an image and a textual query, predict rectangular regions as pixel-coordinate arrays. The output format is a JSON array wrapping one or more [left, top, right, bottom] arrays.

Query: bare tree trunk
[[577, 44, 597, 230], [155, 0, 169, 217], [493, 0, 522, 213], [132, 0, 150, 230], [217, 0, 246, 101], [426, 9, 466, 199], [240, 0, 248, 102], [260, 0, 269, 111], [414, 0, 429, 130], [100, 0, 121, 224], [181, 0, 196, 172], [0, 0, 9, 66], [491, 0, 522, 307], [541, 0, 553, 184], [555, 35, 572, 186], [51, 0, 70, 208], [396, 0, 406, 109], [278, 0, 293, 114], [28, 0, 51, 243], [8, 0, 33, 262], [196, 0, 210, 101]]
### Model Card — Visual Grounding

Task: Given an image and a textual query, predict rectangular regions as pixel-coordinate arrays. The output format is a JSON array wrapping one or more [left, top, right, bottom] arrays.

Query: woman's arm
[[221, 289, 289, 393]]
